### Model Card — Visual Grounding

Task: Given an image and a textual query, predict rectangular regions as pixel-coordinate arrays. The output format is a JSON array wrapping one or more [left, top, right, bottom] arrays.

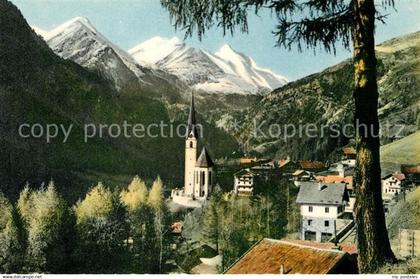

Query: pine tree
[[74, 182, 129, 273], [17, 181, 76, 273], [0, 192, 26, 273], [161, 0, 397, 272], [201, 185, 223, 252]]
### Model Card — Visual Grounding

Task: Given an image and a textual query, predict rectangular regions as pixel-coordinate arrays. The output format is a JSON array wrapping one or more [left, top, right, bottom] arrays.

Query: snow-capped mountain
[[34, 17, 147, 90], [130, 37, 288, 94], [34, 17, 287, 95], [129, 36, 184, 66]]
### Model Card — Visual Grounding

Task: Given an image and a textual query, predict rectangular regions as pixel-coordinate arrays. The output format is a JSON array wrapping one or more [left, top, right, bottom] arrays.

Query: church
[[171, 93, 214, 206]]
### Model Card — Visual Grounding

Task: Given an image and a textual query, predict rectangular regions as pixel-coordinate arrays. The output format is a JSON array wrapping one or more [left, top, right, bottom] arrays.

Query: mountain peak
[[129, 36, 185, 65], [45, 16, 97, 40], [218, 43, 235, 53]]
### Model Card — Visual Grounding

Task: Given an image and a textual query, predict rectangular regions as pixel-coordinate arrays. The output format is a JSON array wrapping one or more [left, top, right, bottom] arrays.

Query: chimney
[[318, 181, 323, 191], [338, 163, 345, 177], [280, 264, 284, 274]]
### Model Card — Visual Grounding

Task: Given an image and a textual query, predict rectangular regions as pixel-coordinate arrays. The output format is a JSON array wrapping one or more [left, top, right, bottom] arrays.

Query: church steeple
[[187, 92, 198, 138]]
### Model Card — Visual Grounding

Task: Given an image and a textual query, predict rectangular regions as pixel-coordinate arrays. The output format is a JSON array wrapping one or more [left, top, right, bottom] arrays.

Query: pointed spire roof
[[195, 147, 214, 168], [187, 92, 198, 138]]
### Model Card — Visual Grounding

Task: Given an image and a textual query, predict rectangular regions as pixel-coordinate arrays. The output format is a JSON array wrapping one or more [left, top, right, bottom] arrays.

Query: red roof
[[171, 222, 183, 234], [315, 176, 353, 190], [278, 159, 291, 168], [342, 147, 356, 155], [284, 240, 358, 255], [393, 173, 406, 181], [298, 160, 325, 170], [225, 239, 352, 274]]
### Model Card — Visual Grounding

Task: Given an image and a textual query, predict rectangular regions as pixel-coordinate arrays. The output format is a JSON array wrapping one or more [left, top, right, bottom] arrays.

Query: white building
[[172, 93, 214, 207], [382, 173, 406, 201], [234, 169, 254, 196], [296, 182, 348, 242]]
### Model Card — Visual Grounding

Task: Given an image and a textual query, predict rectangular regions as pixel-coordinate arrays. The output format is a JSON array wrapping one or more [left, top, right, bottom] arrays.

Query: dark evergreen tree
[[161, 0, 397, 272], [0, 193, 26, 273], [201, 185, 223, 253]]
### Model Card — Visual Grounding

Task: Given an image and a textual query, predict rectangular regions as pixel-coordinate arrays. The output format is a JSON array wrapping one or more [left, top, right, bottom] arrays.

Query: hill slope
[[380, 131, 420, 174], [235, 31, 420, 160]]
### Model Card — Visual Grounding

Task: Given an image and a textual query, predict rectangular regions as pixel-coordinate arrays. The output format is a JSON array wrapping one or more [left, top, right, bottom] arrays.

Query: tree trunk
[[351, 0, 396, 273]]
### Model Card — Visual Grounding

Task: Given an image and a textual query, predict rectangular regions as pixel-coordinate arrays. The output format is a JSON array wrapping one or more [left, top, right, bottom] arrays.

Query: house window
[[324, 221, 329, 227], [308, 220, 312, 226], [308, 206, 313, 212], [325, 207, 329, 213]]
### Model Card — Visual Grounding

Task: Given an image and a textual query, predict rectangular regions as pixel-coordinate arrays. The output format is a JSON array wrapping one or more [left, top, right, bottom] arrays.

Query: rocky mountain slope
[[35, 17, 187, 103], [235, 31, 420, 161], [130, 36, 287, 95]]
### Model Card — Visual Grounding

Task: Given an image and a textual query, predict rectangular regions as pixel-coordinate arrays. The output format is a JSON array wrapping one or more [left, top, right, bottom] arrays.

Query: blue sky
[[12, 0, 420, 80]]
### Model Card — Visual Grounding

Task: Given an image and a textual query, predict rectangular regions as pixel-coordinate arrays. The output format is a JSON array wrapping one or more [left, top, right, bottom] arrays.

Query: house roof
[[225, 238, 349, 274], [298, 160, 325, 170], [383, 173, 406, 181], [296, 182, 347, 205], [195, 147, 214, 168], [292, 170, 305, 176], [171, 222, 183, 234], [234, 168, 254, 177], [278, 159, 291, 168], [342, 146, 356, 155], [239, 157, 257, 164], [284, 240, 357, 255], [315, 176, 353, 190]]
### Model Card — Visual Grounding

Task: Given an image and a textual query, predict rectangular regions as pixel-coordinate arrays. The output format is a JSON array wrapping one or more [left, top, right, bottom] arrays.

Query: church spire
[[187, 92, 198, 138]]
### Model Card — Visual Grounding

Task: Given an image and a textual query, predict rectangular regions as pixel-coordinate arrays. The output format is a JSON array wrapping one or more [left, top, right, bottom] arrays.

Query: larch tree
[[121, 175, 148, 211], [17, 181, 76, 273], [75, 182, 129, 273], [148, 176, 169, 273], [161, 0, 397, 272]]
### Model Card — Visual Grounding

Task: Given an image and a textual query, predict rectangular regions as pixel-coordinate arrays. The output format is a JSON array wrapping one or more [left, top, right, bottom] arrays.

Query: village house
[[234, 168, 254, 196], [233, 167, 281, 196], [225, 238, 358, 274], [314, 164, 354, 213], [292, 170, 314, 186], [401, 164, 420, 186], [341, 146, 356, 167], [296, 182, 349, 242], [381, 173, 406, 201]]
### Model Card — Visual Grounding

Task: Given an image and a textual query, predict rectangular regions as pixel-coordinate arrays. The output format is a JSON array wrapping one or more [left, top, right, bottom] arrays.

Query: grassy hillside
[[381, 131, 420, 174], [386, 187, 420, 239]]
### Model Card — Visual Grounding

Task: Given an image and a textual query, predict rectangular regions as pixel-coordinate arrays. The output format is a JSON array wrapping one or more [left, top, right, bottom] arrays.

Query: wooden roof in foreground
[[225, 238, 348, 274]]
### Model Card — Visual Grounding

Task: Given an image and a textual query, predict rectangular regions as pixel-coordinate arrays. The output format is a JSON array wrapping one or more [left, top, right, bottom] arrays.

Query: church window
[[208, 171, 212, 185], [201, 171, 205, 186], [190, 141, 193, 148]]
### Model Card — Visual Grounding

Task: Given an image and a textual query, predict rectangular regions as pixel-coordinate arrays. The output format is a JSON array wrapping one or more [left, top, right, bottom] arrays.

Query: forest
[[0, 175, 298, 274]]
